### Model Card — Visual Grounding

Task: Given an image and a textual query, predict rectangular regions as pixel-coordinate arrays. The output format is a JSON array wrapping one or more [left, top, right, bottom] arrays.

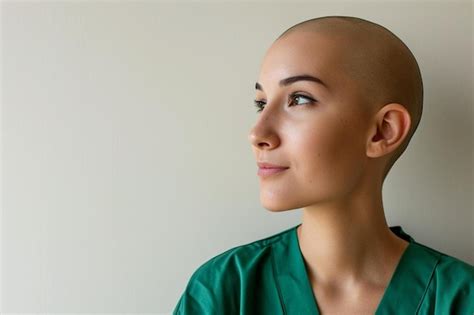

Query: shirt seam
[[244, 225, 298, 248], [271, 242, 287, 315], [414, 252, 442, 314], [205, 226, 296, 264], [173, 293, 183, 315]]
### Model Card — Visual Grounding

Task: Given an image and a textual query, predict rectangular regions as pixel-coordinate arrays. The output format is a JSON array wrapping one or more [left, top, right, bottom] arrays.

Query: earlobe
[[366, 103, 411, 158]]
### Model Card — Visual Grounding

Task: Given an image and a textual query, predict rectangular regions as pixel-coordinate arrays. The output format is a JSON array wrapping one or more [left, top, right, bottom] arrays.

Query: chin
[[260, 197, 300, 212], [264, 206, 290, 212]]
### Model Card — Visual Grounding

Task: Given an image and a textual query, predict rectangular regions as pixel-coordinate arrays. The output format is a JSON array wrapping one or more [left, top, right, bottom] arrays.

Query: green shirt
[[173, 224, 474, 314]]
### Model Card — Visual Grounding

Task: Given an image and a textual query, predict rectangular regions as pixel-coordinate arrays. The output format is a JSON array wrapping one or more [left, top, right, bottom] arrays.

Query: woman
[[173, 15, 474, 314]]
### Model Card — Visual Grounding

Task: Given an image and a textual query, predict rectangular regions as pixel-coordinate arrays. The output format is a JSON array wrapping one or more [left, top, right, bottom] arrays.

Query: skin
[[248, 17, 423, 314]]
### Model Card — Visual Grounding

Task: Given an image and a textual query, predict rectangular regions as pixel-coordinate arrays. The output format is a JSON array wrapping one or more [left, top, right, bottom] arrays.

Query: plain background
[[1, 0, 472, 313]]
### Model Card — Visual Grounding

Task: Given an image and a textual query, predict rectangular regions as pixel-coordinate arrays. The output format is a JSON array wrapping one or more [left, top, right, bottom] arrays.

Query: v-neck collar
[[271, 224, 441, 315]]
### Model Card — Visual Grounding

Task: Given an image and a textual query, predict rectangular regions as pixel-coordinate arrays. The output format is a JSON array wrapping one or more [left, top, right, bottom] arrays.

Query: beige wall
[[1, 1, 472, 313]]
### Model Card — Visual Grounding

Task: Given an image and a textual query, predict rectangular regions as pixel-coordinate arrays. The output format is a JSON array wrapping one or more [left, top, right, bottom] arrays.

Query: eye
[[288, 93, 315, 107], [254, 100, 266, 113], [253, 93, 316, 114]]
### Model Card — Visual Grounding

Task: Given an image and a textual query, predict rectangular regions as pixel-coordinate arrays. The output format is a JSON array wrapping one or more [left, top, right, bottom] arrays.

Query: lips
[[257, 162, 289, 177], [257, 162, 289, 169]]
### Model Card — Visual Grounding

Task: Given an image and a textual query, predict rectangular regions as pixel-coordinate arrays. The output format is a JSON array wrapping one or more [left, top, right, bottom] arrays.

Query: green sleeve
[[417, 256, 474, 314], [172, 255, 240, 315], [172, 274, 227, 314]]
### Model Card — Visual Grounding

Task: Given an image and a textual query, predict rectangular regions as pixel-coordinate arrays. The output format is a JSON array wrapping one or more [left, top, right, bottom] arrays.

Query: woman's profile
[[173, 15, 474, 314]]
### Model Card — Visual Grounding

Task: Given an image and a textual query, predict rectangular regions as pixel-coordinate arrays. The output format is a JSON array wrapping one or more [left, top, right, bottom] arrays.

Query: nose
[[248, 116, 281, 150]]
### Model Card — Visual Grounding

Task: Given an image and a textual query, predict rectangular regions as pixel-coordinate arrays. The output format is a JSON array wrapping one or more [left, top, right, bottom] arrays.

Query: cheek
[[293, 116, 363, 189], [257, 112, 368, 211]]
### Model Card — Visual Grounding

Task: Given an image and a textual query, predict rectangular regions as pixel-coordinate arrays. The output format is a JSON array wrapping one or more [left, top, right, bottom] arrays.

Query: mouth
[[257, 167, 289, 177]]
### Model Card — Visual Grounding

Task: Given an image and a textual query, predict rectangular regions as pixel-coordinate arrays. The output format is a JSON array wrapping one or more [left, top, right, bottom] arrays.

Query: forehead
[[258, 31, 353, 92]]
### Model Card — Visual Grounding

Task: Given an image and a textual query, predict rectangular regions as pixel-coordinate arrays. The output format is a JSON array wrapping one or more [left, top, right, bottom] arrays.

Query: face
[[248, 31, 374, 212]]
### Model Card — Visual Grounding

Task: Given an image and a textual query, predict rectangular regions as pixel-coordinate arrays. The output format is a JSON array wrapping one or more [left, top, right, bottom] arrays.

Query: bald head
[[277, 16, 423, 179]]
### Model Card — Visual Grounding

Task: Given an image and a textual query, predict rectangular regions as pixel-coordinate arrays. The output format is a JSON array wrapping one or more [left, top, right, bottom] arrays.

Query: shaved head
[[277, 16, 423, 180]]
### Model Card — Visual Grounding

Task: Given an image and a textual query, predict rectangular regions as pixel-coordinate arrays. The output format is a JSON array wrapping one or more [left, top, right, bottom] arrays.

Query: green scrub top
[[173, 224, 474, 314]]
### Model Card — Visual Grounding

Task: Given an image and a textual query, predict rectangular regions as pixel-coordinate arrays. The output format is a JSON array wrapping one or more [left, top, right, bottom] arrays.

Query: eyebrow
[[255, 74, 329, 92]]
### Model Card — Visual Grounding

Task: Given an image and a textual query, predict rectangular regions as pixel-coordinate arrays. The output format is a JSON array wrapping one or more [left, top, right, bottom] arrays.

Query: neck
[[297, 184, 409, 288]]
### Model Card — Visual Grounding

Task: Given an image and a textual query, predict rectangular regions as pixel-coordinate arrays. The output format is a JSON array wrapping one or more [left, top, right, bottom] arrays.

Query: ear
[[367, 103, 411, 158]]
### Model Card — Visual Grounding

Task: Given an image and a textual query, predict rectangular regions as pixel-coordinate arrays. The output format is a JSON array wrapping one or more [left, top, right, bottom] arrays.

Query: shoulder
[[414, 242, 474, 314], [194, 225, 294, 276], [191, 224, 294, 277], [434, 250, 474, 299], [173, 225, 295, 314], [415, 241, 474, 281], [436, 252, 474, 280], [433, 250, 474, 296]]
